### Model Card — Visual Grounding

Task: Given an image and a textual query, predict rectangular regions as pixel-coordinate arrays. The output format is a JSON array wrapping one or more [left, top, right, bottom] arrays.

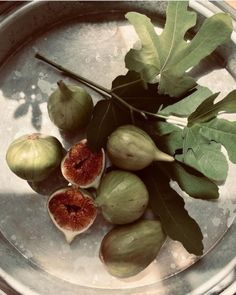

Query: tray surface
[[0, 2, 235, 294]]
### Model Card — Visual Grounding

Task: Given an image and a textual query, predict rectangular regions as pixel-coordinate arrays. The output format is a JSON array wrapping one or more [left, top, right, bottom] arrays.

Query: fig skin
[[100, 219, 166, 278], [47, 80, 93, 132], [28, 166, 69, 196], [95, 170, 149, 224], [61, 139, 105, 189], [6, 133, 63, 181], [107, 125, 174, 171], [47, 187, 97, 243]]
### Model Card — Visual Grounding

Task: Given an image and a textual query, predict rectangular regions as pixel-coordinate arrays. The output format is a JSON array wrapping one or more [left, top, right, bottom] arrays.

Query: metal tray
[[0, 2, 235, 294]]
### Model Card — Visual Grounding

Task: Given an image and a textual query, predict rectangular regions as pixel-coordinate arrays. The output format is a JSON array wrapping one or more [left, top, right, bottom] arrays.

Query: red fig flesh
[[61, 140, 105, 189], [47, 187, 97, 243]]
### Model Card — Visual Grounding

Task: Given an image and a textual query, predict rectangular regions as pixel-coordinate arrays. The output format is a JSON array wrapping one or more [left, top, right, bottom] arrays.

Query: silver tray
[[0, 1, 235, 294]]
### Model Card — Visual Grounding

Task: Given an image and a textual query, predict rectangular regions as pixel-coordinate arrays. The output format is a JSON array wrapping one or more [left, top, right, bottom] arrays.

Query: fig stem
[[154, 149, 175, 162], [57, 80, 73, 99], [35, 53, 186, 126], [111, 78, 142, 91]]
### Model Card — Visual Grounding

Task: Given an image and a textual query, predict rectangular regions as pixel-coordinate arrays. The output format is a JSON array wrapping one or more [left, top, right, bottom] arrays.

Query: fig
[[47, 80, 94, 131], [61, 139, 105, 189], [47, 187, 97, 243], [28, 166, 69, 196], [107, 125, 174, 171], [95, 170, 149, 224], [100, 219, 166, 278], [6, 133, 63, 181]]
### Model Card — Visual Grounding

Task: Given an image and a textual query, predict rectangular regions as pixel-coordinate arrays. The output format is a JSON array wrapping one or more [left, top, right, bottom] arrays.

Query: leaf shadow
[[188, 53, 223, 81], [14, 101, 30, 118]]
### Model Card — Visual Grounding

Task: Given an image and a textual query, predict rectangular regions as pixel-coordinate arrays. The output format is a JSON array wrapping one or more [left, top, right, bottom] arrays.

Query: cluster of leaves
[[85, 1, 236, 256]]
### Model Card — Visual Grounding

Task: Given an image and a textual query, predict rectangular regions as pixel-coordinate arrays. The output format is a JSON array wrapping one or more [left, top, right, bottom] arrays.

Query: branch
[[35, 53, 185, 125]]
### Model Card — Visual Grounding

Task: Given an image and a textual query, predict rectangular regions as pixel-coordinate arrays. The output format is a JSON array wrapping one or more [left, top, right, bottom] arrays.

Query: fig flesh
[[47, 80, 94, 132], [47, 187, 97, 243], [107, 125, 174, 171], [99, 219, 166, 278], [96, 170, 149, 224], [61, 139, 105, 189], [6, 133, 63, 181]]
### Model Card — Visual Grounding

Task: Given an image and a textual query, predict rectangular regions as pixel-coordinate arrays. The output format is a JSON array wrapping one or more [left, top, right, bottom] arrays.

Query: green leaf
[[112, 71, 187, 112], [151, 116, 231, 182], [153, 121, 181, 136], [188, 90, 236, 126], [140, 164, 204, 255], [170, 118, 236, 181], [176, 141, 228, 182], [160, 85, 212, 117], [138, 120, 182, 155], [87, 100, 115, 152], [112, 71, 160, 112], [158, 162, 219, 200], [159, 130, 183, 155], [181, 125, 208, 155], [125, 2, 232, 97], [144, 124, 219, 199], [200, 118, 236, 163], [86, 100, 131, 152], [175, 124, 228, 181], [112, 71, 146, 97]]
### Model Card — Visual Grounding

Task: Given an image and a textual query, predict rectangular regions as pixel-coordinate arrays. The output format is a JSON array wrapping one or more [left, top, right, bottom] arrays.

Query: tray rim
[[0, 1, 235, 294]]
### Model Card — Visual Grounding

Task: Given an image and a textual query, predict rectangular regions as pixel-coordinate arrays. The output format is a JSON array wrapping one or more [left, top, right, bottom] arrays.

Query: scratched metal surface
[[0, 2, 235, 295]]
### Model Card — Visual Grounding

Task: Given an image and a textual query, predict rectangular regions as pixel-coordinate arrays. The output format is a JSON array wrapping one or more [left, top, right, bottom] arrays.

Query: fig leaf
[[86, 99, 132, 152], [188, 90, 236, 126], [171, 118, 236, 181], [176, 141, 228, 182], [140, 163, 204, 256], [160, 85, 213, 117], [199, 118, 236, 163], [158, 162, 219, 200], [112, 71, 175, 112], [87, 100, 117, 152], [125, 2, 232, 97], [153, 117, 232, 182]]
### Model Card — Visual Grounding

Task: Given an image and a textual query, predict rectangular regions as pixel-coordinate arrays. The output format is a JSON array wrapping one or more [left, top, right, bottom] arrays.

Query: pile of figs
[[5, 81, 173, 278]]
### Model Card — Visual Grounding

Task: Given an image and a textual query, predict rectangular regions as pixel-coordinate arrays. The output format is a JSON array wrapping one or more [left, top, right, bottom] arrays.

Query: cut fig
[[61, 139, 105, 189], [47, 187, 97, 243]]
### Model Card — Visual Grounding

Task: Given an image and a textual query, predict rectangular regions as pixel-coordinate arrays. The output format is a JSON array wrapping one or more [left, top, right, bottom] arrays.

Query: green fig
[[100, 219, 166, 278], [107, 125, 174, 171], [95, 170, 149, 224], [6, 133, 63, 181], [47, 80, 93, 131], [28, 166, 69, 195]]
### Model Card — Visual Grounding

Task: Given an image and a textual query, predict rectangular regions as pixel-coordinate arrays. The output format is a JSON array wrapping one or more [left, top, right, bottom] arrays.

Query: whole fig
[[28, 166, 69, 196], [107, 125, 174, 171], [95, 170, 148, 224], [6, 133, 63, 181], [47, 80, 93, 131], [100, 219, 166, 278]]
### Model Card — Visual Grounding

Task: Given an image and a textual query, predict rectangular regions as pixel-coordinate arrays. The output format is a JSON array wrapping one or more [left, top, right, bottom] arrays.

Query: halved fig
[[61, 139, 105, 189], [47, 187, 97, 243]]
